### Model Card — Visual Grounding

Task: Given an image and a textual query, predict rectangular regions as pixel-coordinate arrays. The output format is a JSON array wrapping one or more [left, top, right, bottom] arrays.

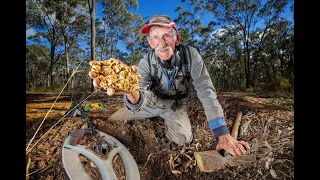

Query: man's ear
[[147, 37, 154, 49], [176, 33, 181, 46]]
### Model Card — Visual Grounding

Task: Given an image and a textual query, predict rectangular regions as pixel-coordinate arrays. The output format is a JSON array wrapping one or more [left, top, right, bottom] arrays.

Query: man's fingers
[[217, 141, 248, 156], [88, 71, 96, 78], [93, 78, 100, 87], [223, 146, 237, 156], [238, 140, 250, 150], [235, 143, 247, 155], [228, 144, 243, 156], [105, 89, 133, 96], [231, 140, 249, 155], [89, 60, 98, 66], [215, 145, 222, 152], [118, 90, 133, 95], [131, 65, 138, 72], [216, 144, 236, 156]]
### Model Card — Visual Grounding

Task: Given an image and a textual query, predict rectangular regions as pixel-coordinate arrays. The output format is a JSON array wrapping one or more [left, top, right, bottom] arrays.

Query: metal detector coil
[[62, 128, 140, 180]]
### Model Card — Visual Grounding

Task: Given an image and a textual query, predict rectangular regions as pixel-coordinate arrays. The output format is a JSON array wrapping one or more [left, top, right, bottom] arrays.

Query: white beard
[[155, 46, 174, 60]]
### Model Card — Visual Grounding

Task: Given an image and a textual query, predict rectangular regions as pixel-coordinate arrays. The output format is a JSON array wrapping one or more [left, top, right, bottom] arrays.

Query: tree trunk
[[239, 60, 242, 90], [48, 74, 50, 87], [114, 33, 120, 57], [243, 45, 249, 89], [101, 19, 108, 60], [110, 37, 113, 58], [245, 40, 253, 88], [49, 46, 55, 87], [64, 35, 70, 92], [288, 54, 294, 86], [279, 52, 285, 77], [89, 0, 96, 92]]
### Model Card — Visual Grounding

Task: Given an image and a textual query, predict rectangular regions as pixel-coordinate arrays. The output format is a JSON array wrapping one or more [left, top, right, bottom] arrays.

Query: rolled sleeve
[[123, 91, 144, 112], [208, 117, 230, 137]]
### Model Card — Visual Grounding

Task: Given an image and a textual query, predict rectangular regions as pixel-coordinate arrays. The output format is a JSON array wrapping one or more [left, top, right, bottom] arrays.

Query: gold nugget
[[91, 58, 141, 91]]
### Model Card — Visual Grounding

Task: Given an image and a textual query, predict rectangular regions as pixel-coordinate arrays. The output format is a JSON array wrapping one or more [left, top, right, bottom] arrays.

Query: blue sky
[[26, 0, 294, 49], [27, 0, 293, 37], [132, 0, 187, 21], [131, 0, 293, 28], [128, 0, 217, 29]]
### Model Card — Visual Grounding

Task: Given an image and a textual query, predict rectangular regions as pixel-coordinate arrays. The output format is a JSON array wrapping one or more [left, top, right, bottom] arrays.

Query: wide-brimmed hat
[[141, 14, 178, 34]]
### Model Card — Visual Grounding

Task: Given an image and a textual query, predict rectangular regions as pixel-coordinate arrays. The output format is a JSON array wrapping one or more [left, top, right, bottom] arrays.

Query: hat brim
[[141, 23, 178, 34]]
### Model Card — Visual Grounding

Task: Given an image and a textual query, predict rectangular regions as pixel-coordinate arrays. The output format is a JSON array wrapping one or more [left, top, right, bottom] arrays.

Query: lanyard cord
[[162, 67, 177, 94]]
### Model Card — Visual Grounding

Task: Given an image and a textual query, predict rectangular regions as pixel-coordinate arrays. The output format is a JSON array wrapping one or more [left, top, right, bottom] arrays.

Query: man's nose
[[159, 36, 166, 46]]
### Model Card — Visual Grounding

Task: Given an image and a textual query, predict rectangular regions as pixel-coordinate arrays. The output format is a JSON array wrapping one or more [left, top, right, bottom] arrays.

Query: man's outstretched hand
[[216, 134, 250, 156], [88, 60, 139, 96]]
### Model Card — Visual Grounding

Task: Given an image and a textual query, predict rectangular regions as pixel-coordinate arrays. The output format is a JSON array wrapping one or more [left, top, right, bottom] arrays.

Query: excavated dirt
[[26, 91, 294, 180]]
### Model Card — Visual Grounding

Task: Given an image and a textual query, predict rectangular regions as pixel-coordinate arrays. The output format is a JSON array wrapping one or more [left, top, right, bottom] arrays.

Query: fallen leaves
[[168, 145, 197, 176], [26, 92, 294, 179]]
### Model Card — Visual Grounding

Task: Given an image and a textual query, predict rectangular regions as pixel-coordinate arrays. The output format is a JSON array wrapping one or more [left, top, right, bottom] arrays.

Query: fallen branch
[[143, 153, 154, 168], [26, 165, 48, 177], [26, 157, 31, 180], [240, 119, 252, 136]]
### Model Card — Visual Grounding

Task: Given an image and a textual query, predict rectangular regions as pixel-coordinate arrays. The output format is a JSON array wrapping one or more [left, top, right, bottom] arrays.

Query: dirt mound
[[26, 92, 294, 180]]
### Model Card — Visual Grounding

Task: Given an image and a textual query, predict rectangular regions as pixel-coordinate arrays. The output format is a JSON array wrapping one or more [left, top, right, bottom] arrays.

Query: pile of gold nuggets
[[91, 58, 141, 92]]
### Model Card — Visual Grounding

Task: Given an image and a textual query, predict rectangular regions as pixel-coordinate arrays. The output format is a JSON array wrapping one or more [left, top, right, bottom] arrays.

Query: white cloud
[[213, 28, 228, 37], [210, 24, 239, 39], [26, 28, 36, 37]]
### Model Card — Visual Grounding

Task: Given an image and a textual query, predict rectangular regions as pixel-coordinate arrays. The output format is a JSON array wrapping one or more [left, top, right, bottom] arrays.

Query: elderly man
[[89, 14, 249, 156]]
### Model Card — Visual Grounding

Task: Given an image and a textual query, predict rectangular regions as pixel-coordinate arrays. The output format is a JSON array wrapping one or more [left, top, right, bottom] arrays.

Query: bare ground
[[26, 91, 294, 180]]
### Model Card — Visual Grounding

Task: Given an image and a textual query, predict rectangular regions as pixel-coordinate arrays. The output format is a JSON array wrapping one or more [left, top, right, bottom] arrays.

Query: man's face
[[147, 27, 180, 60]]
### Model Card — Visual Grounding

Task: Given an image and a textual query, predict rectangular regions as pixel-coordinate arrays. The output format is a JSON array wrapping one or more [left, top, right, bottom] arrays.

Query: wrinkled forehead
[[149, 26, 174, 35]]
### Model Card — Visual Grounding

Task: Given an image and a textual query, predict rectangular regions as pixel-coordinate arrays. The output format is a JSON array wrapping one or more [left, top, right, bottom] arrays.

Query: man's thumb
[[107, 88, 115, 96], [131, 65, 138, 72]]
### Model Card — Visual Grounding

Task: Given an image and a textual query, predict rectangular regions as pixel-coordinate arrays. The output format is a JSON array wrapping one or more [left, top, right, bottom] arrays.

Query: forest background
[[26, 0, 294, 95], [25, 1, 295, 179]]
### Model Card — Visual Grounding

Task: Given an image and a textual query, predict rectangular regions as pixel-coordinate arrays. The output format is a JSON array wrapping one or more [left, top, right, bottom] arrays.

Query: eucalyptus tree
[[99, 0, 139, 60], [252, 19, 293, 88], [67, 46, 89, 91], [122, 14, 147, 65], [87, 0, 96, 60], [26, 0, 66, 87], [208, 27, 243, 91], [180, 0, 292, 88], [95, 17, 108, 60], [215, 0, 290, 88], [272, 19, 293, 86], [88, 0, 96, 92], [174, 3, 209, 49], [55, 0, 88, 91], [26, 44, 50, 88], [175, 2, 241, 91]]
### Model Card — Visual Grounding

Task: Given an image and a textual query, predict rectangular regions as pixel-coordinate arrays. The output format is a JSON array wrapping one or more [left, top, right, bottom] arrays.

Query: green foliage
[[240, 83, 247, 92], [27, 86, 54, 93], [243, 76, 293, 97], [245, 87, 262, 93], [267, 76, 292, 92], [280, 98, 294, 109], [26, 85, 90, 93], [242, 75, 292, 96]]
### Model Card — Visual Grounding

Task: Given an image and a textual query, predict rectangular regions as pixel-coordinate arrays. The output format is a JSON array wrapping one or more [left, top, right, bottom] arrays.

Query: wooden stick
[[231, 111, 242, 139], [26, 157, 31, 180]]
